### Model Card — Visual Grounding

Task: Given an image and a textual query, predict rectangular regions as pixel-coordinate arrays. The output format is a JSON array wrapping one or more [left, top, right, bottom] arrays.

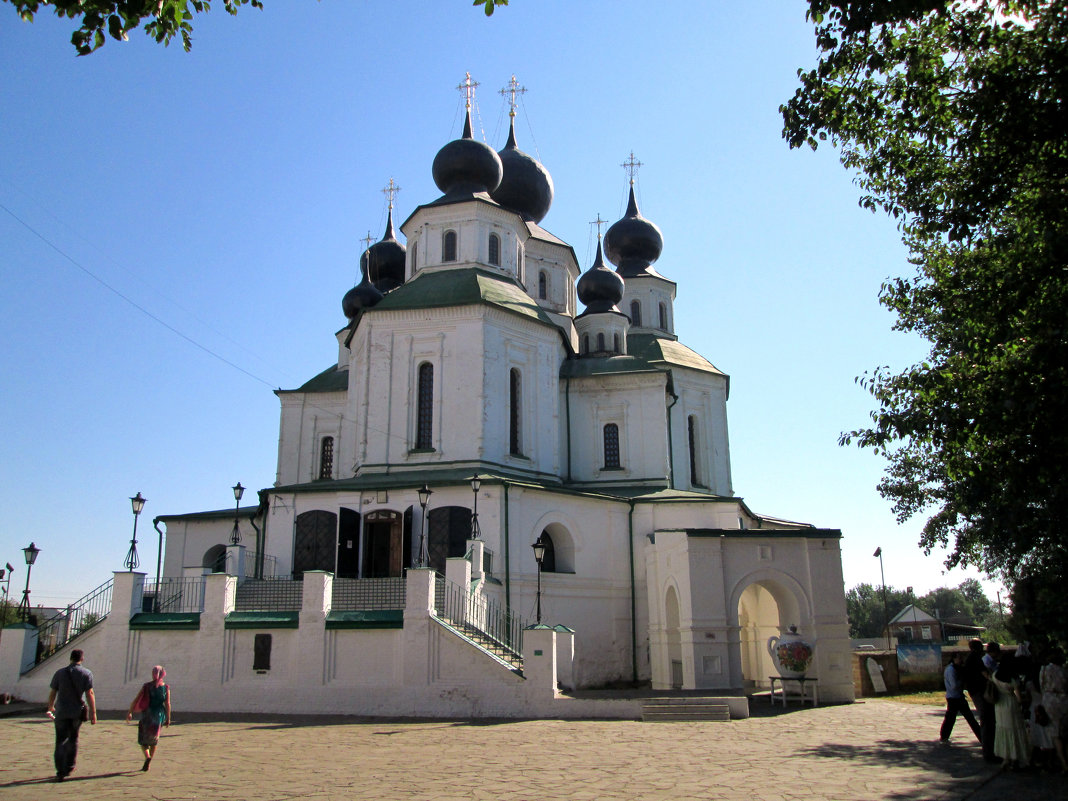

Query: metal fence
[[331, 577, 406, 610], [234, 577, 304, 611], [143, 577, 206, 614], [433, 575, 524, 668], [34, 578, 113, 666]]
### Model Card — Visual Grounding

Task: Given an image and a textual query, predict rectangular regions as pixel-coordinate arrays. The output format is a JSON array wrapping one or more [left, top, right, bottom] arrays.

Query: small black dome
[[431, 110, 503, 197], [577, 238, 625, 313], [366, 209, 406, 292], [604, 186, 663, 277], [490, 119, 553, 223], [343, 246, 384, 318]]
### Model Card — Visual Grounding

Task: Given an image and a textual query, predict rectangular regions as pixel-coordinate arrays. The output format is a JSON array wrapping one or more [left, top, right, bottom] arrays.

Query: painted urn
[[767, 625, 815, 678]]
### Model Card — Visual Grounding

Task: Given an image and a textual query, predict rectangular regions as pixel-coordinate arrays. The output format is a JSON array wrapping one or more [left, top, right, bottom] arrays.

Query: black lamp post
[[532, 537, 546, 625], [125, 492, 146, 572], [469, 474, 481, 540], [0, 562, 12, 604], [17, 542, 40, 622], [874, 546, 890, 651], [417, 484, 432, 568], [230, 483, 245, 546]]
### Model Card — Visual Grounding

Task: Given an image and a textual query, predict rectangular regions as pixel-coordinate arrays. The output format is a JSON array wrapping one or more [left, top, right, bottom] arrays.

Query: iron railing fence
[[331, 577, 406, 610], [143, 577, 206, 614], [245, 551, 278, 578], [234, 577, 303, 611], [34, 578, 113, 666], [433, 575, 525, 668]]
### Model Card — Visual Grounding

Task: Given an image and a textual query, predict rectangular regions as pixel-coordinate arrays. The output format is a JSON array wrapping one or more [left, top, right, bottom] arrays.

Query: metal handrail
[[34, 578, 114, 665], [143, 577, 206, 613], [433, 575, 525, 667]]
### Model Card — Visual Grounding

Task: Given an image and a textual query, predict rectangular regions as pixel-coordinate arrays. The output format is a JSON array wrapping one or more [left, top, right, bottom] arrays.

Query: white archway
[[664, 583, 683, 689], [730, 569, 810, 691]]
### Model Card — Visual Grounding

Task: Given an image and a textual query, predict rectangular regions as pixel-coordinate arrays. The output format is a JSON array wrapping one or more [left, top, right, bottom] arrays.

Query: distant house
[[888, 604, 943, 643]]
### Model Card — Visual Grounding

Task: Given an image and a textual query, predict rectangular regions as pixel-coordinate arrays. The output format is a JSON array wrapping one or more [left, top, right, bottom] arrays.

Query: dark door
[[293, 510, 337, 578], [427, 506, 473, 574], [364, 510, 403, 577], [337, 507, 361, 578]]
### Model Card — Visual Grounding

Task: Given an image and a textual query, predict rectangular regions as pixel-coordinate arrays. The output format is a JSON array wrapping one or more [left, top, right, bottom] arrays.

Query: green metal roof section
[[681, 527, 843, 539], [224, 611, 300, 629], [279, 364, 348, 395], [371, 267, 558, 327], [628, 333, 726, 377], [129, 612, 201, 630], [325, 610, 404, 629], [560, 354, 665, 379], [155, 507, 261, 523]]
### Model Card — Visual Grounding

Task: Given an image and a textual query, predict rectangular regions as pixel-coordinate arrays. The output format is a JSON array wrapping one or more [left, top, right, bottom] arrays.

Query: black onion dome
[[343, 247, 384, 318], [431, 110, 503, 197], [576, 238, 625, 314], [367, 209, 406, 292], [490, 118, 553, 223], [603, 186, 664, 277]]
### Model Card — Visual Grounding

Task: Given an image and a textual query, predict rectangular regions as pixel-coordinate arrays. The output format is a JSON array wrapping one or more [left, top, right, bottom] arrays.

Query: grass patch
[[887, 691, 944, 706]]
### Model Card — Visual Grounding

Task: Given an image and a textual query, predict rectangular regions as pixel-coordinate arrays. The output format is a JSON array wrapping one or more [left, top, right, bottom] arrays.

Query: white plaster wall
[[275, 391, 346, 486], [671, 369, 731, 495], [620, 274, 676, 334]]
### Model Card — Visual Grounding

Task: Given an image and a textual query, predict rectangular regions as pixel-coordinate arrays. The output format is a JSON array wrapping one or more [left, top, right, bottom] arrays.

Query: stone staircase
[[640, 697, 732, 722]]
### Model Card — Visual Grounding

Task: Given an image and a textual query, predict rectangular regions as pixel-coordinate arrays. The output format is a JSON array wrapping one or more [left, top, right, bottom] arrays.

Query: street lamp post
[[230, 483, 245, 546], [469, 474, 481, 540], [417, 484, 433, 568], [125, 493, 146, 572], [17, 542, 40, 623], [1, 562, 13, 626], [532, 537, 547, 625], [874, 546, 890, 651]]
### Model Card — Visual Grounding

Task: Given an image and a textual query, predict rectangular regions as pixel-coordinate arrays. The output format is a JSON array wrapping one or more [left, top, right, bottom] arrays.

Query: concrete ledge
[[225, 611, 299, 629], [325, 610, 404, 629], [129, 612, 201, 630]]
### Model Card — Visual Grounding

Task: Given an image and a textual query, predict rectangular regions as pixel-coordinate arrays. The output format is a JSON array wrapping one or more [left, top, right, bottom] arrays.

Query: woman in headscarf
[[125, 666, 171, 771]]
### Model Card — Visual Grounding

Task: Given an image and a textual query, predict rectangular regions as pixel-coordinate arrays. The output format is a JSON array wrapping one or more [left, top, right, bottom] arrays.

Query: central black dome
[[490, 119, 553, 223], [431, 110, 503, 198]]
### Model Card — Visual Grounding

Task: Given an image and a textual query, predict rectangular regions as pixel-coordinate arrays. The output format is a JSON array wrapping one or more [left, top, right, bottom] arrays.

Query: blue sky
[[0, 1, 1003, 610]]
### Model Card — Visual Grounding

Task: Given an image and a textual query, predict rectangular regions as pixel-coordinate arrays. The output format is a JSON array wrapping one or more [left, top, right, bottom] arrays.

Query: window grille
[[488, 233, 500, 266], [509, 368, 522, 456], [630, 300, 641, 326], [603, 423, 620, 469], [442, 230, 457, 262], [416, 363, 434, 449], [318, 436, 334, 479]]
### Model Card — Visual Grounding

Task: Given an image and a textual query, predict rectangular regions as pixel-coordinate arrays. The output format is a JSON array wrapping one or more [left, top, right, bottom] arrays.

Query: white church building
[[2, 86, 854, 717]]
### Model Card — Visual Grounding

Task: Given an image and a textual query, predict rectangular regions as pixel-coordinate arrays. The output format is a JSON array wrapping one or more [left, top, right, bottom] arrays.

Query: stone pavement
[[0, 698, 1065, 800]]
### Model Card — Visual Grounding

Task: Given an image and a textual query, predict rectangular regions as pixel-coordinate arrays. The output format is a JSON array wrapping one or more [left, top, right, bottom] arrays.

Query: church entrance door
[[293, 510, 338, 578], [364, 510, 404, 577], [337, 507, 361, 578]]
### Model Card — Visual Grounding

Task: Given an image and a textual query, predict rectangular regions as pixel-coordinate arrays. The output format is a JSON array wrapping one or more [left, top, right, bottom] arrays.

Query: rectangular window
[[603, 423, 621, 469], [921, 625, 932, 640], [319, 436, 334, 480], [253, 633, 272, 671], [416, 363, 434, 450]]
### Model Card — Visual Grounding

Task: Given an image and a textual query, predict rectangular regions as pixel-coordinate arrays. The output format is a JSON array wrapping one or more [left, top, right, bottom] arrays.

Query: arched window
[[318, 436, 334, 480], [517, 243, 523, 281], [613, 333, 621, 353], [488, 233, 501, 266], [597, 332, 606, 351], [538, 271, 548, 300], [509, 368, 522, 456], [416, 363, 434, 450], [536, 531, 557, 573], [688, 414, 702, 487], [659, 302, 668, 330], [582, 333, 590, 354], [603, 423, 621, 469], [630, 300, 641, 326], [442, 230, 457, 262], [411, 241, 418, 273]]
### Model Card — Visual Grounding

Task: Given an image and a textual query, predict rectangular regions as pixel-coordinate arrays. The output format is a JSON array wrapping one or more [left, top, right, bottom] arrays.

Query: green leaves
[[786, 2, 1068, 640]]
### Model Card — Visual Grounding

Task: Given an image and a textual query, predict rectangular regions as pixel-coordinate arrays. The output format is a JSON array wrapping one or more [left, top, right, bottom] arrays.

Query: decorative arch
[[728, 567, 812, 691], [664, 583, 684, 689], [530, 512, 578, 573], [202, 544, 227, 573]]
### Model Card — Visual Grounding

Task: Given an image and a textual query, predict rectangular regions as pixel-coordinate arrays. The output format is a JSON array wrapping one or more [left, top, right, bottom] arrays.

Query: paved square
[[0, 699, 1063, 800]]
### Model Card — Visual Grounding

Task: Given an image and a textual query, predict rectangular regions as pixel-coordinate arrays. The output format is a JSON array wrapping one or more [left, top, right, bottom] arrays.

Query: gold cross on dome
[[457, 72, 480, 110], [499, 74, 526, 118], [380, 177, 401, 211], [589, 213, 608, 239], [361, 231, 375, 251], [621, 151, 643, 185]]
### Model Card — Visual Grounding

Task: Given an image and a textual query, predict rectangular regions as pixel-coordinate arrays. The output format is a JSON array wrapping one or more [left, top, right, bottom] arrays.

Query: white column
[[402, 568, 436, 687], [521, 625, 558, 701]]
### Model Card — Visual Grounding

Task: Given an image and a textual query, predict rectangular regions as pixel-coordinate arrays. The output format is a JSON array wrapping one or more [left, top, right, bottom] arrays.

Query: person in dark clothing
[[46, 649, 96, 782], [941, 651, 982, 743], [964, 638, 996, 760]]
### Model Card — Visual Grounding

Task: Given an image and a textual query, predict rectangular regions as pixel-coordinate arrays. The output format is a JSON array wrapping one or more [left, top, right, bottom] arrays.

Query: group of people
[[46, 649, 171, 782], [940, 638, 1068, 773]]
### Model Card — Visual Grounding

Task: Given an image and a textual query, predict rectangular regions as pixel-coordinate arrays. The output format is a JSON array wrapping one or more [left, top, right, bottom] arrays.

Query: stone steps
[[641, 697, 732, 722]]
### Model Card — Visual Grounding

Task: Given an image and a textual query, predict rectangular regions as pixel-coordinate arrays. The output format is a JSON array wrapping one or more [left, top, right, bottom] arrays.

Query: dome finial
[[604, 157, 664, 277], [621, 151, 643, 187], [457, 72, 480, 139], [380, 178, 401, 240], [499, 74, 526, 119]]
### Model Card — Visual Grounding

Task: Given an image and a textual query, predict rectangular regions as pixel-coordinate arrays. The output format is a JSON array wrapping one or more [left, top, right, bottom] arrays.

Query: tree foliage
[[782, 1, 1068, 632], [846, 580, 1001, 640], [9, 1, 509, 55]]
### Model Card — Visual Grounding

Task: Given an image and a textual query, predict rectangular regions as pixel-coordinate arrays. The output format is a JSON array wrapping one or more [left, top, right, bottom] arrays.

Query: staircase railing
[[34, 578, 113, 666], [433, 575, 526, 669]]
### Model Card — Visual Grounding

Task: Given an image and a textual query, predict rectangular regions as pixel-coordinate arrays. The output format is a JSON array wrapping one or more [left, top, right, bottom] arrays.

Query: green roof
[[629, 333, 726, 377], [225, 611, 299, 629], [280, 364, 348, 395], [372, 267, 558, 327], [129, 612, 201, 630]]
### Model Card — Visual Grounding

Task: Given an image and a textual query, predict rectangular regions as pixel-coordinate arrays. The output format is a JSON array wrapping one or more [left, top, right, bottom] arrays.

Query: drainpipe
[[564, 375, 573, 482], [152, 518, 165, 612], [628, 499, 638, 683], [503, 481, 512, 611], [665, 384, 679, 490]]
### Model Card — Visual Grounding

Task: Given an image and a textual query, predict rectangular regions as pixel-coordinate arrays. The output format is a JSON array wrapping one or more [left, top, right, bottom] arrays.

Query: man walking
[[47, 648, 96, 782], [940, 651, 981, 743]]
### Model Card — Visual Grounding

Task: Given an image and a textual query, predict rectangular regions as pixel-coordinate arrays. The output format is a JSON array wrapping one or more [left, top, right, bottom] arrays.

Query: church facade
[[146, 88, 856, 705]]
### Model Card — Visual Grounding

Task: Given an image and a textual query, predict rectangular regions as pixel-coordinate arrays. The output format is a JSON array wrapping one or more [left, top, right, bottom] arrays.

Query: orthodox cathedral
[[151, 78, 855, 704]]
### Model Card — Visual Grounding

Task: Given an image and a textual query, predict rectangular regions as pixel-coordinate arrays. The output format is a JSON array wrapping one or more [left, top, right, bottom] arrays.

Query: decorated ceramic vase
[[767, 625, 815, 678]]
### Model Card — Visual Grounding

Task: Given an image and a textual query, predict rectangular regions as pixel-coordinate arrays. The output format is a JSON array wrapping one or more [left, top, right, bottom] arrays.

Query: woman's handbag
[[132, 683, 150, 713]]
